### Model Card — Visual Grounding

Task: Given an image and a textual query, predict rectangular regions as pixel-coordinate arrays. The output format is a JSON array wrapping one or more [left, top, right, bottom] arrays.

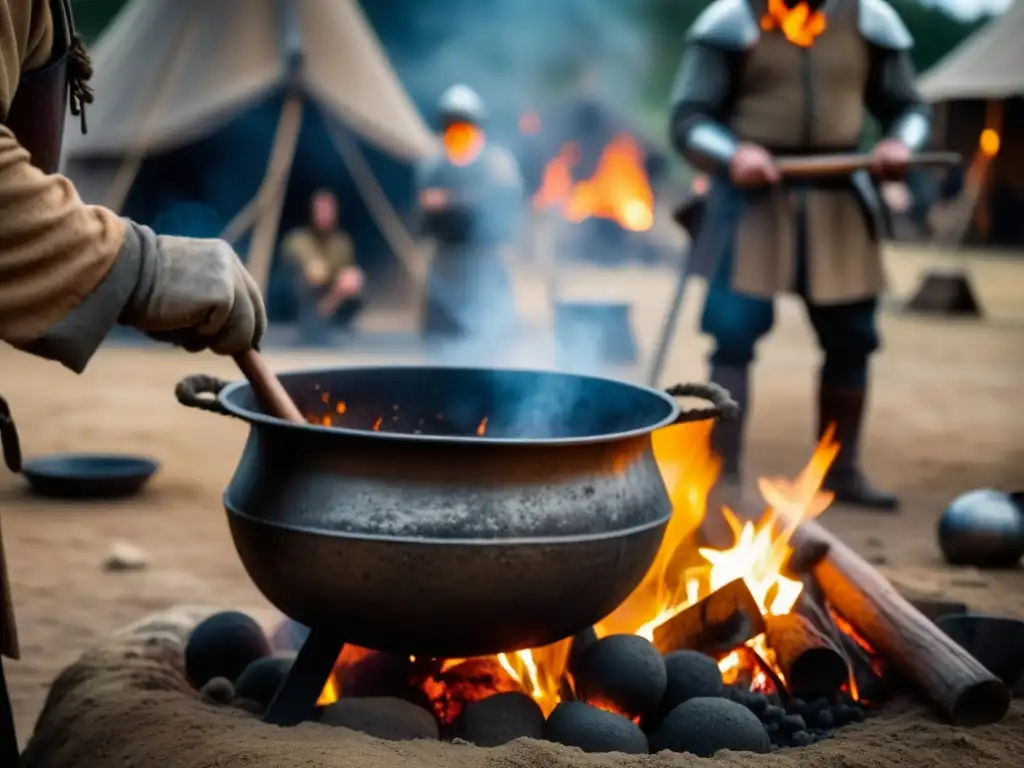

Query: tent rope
[[244, 92, 305, 292], [327, 122, 428, 289]]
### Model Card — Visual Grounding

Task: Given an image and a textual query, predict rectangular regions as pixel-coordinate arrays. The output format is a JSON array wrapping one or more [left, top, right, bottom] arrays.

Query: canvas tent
[[917, 0, 1024, 245], [62, 0, 437, 311]]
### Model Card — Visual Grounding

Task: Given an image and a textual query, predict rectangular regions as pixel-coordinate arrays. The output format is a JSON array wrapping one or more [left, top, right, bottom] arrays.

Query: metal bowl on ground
[[21, 454, 159, 499], [936, 614, 1024, 690], [176, 366, 737, 658], [938, 489, 1024, 569]]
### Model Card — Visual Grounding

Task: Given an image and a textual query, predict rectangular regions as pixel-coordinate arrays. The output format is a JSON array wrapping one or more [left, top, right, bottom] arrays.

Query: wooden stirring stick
[[232, 349, 306, 424]]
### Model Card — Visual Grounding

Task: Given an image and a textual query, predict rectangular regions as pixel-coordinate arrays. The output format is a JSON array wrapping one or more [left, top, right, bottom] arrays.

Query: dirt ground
[[1, 244, 1023, 748]]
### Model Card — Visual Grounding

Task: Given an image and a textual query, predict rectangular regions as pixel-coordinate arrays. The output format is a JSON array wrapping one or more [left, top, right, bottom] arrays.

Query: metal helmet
[[438, 84, 487, 126]]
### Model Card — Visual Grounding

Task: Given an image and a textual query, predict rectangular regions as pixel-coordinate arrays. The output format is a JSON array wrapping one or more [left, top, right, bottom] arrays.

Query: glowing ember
[[476, 416, 488, 436], [443, 121, 485, 166], [371, 416, 383, 431], [761, 0, 827, 48], [534, 132, 654, 232]]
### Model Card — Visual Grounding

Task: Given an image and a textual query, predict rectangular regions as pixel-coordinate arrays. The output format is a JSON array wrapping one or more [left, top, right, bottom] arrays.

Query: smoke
[[364, 0, 651, 146], [363, 0, 655, 438]]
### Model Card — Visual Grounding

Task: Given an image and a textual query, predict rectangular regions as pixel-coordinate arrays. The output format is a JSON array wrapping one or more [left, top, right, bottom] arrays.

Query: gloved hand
[[119, 222, 267, 355]]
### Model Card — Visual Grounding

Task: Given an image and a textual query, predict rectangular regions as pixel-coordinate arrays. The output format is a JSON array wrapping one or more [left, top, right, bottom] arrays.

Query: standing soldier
[[1, 1, 266, 760], [416, 84, 524, 340], [670, 0, 931, 510]]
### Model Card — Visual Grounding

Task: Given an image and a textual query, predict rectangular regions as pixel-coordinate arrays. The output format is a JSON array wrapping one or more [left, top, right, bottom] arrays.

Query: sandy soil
[[1, 245, 1023, 756], [16, 606, 1024, 768]]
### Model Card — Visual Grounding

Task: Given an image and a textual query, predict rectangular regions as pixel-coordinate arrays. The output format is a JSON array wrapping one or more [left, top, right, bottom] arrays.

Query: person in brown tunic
[[669, 0, 930, 511], [282, 190, 365, 345], [1, 1, 267, 758]]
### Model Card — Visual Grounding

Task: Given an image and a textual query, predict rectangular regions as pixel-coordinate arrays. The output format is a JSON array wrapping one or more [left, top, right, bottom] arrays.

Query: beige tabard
[[727, 0, 884, 305]]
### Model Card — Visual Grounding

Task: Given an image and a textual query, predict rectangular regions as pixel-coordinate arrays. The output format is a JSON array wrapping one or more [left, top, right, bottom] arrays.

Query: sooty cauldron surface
[[177, 365, 737, 658], [219, 366, 684, 540]]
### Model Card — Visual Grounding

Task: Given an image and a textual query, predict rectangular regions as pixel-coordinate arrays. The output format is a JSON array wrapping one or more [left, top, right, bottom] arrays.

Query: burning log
[[763, 613, 848, 701], [781, 538, 831, 579], [652, 578, 765, 655], [796, 520, 1011, 726], [791, 583, 887, 703]]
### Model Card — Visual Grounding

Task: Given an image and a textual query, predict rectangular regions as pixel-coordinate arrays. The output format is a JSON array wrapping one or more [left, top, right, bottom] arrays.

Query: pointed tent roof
[[62, 0, 436, 161], [917, 0, 1024, 102]]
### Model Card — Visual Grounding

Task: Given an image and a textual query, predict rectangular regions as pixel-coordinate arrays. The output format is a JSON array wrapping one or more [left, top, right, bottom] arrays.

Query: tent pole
[[945, 99, 1003, 246], [974, 99, 1004, 240], [102, 0, 203, 213], [219, 196, 259, 246], [245, 92, 305, 293], [328, 122, 427, 289]]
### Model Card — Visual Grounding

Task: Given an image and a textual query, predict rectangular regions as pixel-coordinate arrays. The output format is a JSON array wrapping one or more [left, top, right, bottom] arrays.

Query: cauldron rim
[[216, 363, 683, 446], [223, 503, 672, 547]]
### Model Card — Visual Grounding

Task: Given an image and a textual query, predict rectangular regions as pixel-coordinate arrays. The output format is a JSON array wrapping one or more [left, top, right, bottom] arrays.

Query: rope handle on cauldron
[[665, 382, 741, 424], [174, 374, 233, 417]]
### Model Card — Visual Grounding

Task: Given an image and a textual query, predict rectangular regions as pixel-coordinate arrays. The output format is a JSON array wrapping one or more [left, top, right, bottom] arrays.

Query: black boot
[[709, 365, 749, 485], [818, 386, 899, 511]]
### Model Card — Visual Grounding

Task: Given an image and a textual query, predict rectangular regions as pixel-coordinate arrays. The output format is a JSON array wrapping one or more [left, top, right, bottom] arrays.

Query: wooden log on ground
[[764, 613, 849, 701], [797, 520, 1010, 726], [652, 578, 765, 655]]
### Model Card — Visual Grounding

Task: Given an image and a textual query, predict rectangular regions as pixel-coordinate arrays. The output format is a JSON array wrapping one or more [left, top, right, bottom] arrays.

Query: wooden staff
[[796, 520, 1010, 726], [774, 151, 961, 179]]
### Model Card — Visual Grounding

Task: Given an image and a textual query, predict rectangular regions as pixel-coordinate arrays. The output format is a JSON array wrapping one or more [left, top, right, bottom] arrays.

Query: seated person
[[282, 190, 365, 344]]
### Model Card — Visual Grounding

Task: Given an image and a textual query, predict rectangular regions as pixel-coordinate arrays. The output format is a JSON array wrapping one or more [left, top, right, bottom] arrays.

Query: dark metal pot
[[176, 366, 737, 658]]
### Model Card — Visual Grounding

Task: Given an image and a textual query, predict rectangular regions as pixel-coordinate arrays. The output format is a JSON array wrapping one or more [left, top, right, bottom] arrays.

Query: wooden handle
[[776, 151, 961, 179], [232, 350, 306, 424]]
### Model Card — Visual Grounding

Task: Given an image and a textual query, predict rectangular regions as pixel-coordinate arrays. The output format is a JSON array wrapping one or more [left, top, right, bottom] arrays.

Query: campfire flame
[[533, 132, 654, 232], [760, 0, 827, 48], [443, 121, 485, 167], [315, 417, 865, 716]]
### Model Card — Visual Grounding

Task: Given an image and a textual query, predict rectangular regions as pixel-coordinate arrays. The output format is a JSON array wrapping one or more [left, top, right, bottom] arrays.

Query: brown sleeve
[[1, 0, 53, 109], [333, 233, 355, 268], [282, 230, 321, 270], [0, 125, 127, 348]]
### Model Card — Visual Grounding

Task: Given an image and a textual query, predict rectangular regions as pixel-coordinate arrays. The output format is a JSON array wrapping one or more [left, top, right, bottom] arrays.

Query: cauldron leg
[[264, 629, 345, 726]]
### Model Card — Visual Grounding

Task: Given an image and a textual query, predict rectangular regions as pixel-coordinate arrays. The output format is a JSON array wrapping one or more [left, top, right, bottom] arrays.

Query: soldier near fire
[[670, 0, 931, 510], [416, 85, 525, 339]]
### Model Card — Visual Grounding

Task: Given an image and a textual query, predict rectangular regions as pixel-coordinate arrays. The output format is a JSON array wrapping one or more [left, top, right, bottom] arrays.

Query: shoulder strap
[[59, 0, 94, 132]]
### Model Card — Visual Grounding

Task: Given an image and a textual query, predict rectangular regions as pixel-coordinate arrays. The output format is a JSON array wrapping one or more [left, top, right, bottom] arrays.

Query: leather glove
[[119, 222, 267, 354]]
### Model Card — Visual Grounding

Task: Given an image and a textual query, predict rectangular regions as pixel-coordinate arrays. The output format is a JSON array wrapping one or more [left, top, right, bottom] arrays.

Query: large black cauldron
[[176, 366, 736, 660]]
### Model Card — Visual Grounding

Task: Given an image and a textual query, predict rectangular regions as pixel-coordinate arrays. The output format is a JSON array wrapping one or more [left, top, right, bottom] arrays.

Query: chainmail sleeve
[[667, 43, 744, 175], [865, 46, 932, 153]]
